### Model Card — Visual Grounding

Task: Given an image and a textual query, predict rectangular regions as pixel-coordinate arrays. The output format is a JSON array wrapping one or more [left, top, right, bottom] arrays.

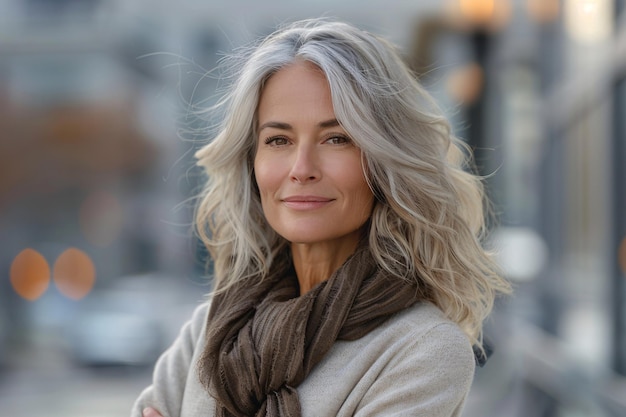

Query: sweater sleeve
[[130, 302, 210, 417], [354, 323, 476, 417]]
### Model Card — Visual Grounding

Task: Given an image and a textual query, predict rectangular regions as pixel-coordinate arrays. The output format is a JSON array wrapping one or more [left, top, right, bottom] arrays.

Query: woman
[[134, 18, 510, 417]]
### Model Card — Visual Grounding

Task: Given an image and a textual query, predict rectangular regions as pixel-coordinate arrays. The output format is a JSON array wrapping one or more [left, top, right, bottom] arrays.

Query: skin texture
[[254, 60, 374, 294]]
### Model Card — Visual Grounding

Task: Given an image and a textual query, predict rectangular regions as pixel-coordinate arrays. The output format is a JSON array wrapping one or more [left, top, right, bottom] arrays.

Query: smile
[[281, 196, 335, 210]]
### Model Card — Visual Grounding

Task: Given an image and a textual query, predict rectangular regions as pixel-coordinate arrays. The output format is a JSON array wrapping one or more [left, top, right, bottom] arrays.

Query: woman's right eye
[[264, 136, 290, 146]]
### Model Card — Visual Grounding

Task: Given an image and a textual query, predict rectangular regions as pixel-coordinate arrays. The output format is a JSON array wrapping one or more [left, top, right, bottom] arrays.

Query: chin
[[283, 234, 327, 245]]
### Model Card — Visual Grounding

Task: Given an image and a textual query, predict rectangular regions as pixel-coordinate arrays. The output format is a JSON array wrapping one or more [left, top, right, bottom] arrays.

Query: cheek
[[354, 186, 375, 217], [254, 156, 282, 206], [331, 154, 374, 214], [346, 175, 375, 216], [253, 157, 270, 194]]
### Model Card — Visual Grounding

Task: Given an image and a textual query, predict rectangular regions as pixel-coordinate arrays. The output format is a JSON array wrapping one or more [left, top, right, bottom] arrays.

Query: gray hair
[[194, 18, 510, 347]]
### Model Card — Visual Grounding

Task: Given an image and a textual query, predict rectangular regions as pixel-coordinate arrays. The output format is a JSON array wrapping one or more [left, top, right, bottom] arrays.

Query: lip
[[281, 195, 334, 210]]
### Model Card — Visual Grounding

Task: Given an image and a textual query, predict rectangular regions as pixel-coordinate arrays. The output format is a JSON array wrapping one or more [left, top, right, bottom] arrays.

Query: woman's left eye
[[325, 135, 351, 145]]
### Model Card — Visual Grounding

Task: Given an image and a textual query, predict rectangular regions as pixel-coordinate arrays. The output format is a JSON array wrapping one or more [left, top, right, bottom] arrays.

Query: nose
[[289, 144, 321, 184]]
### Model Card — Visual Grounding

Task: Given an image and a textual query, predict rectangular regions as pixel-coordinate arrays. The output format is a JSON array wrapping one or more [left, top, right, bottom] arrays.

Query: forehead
[[257, 61, 335, 122], [264, 60, 327, 89]]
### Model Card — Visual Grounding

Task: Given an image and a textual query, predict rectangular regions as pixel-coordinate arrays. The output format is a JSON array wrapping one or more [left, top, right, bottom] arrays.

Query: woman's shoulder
[[388, 302, 475, 367], [299, 302, 475, 416], [189, 299, 211, 326], [355, 301, 476, 374], [381, 301, 469, 343], [327, 301, 474, 376]]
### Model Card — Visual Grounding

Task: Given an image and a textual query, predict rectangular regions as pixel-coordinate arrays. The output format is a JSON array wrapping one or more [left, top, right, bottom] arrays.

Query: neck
[[291, 238, 361, 295]]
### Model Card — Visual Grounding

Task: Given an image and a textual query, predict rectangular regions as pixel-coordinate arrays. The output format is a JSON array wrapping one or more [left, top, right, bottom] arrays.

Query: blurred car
[[66, 273, 202, 367]]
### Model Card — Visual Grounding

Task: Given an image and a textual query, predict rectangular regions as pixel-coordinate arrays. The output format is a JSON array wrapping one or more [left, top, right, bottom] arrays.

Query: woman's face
[[254, 61, 374, 248]]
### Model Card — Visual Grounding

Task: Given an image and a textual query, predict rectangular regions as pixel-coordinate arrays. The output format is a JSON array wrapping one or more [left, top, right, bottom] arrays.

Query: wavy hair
[[194, 18, 510, 347]]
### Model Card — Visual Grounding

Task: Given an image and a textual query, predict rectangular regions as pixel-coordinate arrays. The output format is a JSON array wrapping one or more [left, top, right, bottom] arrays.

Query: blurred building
[[408, 1, 626, 416], [0, 0, 625, 416]]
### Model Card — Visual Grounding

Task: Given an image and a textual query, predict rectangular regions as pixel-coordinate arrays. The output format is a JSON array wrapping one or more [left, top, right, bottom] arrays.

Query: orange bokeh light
[[10, 249, 51, 301], [53, 248, 96, 300], [446, 0, 512, 32], [459, 0, 496, 25]]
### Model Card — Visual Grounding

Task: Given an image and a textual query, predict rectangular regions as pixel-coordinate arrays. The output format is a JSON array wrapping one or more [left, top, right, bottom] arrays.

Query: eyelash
[[325, 135, 351, 145], [264, 136, 289, 146], [263, 134, 351, 146]]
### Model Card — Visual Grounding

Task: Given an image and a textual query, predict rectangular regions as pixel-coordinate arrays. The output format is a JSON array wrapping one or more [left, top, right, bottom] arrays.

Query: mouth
[[281, 196, 335, 210], [282, 196, 333, 203]]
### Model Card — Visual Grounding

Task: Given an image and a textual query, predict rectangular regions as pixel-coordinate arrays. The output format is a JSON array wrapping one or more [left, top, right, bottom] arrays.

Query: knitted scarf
[[198, 246, 422, 417]]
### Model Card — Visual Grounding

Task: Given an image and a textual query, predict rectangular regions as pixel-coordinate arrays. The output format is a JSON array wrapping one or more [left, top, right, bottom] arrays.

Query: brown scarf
[[198, 246, 422, 417]]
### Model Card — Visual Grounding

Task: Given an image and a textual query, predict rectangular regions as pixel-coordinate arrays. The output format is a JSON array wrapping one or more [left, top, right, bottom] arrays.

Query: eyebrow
[[258, 118, 340, 132]]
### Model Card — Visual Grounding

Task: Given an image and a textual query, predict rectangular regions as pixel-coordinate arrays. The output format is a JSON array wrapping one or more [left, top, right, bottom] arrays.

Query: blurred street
[[0, 274, 204, 417], [0, 339, 151, 417], [1, 0, 626, 416]]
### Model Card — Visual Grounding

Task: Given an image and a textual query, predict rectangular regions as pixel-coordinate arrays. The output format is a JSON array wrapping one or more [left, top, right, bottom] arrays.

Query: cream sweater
[[131, 301, 475, 417]]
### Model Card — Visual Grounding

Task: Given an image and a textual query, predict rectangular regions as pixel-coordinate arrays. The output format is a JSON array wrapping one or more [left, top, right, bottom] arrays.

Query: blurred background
[[0, 0, 624, 416]]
